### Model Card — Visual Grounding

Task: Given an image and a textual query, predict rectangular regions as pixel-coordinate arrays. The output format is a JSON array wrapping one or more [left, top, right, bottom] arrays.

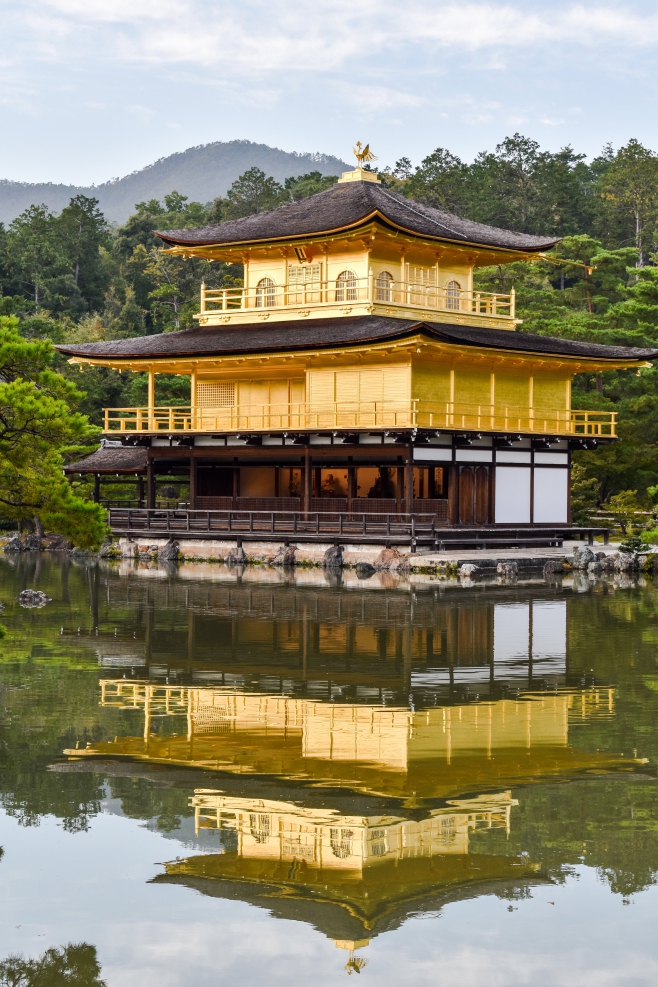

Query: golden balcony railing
[[199, 276, 515, 321], [103, 402, 616, 438]]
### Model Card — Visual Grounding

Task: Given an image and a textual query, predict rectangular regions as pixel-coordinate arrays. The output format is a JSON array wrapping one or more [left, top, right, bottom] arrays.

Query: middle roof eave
[[55, 315, 658, 365]]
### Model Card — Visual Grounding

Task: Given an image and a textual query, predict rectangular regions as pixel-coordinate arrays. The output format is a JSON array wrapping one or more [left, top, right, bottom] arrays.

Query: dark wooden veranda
[[108, 507, 609, 550]]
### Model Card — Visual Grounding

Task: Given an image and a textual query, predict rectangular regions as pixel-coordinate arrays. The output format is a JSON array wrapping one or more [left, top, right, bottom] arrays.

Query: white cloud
[[9, 1, 658, 78]]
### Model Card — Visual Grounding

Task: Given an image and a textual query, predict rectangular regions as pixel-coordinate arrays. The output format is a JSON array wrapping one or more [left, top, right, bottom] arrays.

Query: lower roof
[[65, 446, 148, 473], [56, 316, 658, 363]]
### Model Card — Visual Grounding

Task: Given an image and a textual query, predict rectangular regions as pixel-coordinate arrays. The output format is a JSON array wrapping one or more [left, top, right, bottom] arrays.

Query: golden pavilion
[[59, 151, 658, 546]]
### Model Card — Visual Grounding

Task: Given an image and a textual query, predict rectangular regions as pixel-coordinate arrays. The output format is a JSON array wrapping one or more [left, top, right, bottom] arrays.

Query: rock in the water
[[543, 559, 567, 575], [44, 535, 73, 551], [3, 535, 24, 553], [497, 562, 518, 578], [323, 545, 343, 568], [356, 561, 375, 579], [572, 546, 596, 569], [373, 548, 402, 570], [18, 589, 52, 608], [595, 552, 608, 561], [71, 547, 98, 559], [158, 539, 179, 562], [271, 545, 296, 567], [459, 563, 480, 576], [614, 552, 640, 572], [600, 554, 617, 573], [587, 561, 602, 574], [22, 535, 43, 551], [226, 546, 247, 565], [98, 541, 116, 558]]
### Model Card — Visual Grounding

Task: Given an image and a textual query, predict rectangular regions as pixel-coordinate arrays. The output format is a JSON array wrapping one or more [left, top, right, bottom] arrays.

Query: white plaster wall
[[533, 468, 569, 523], [494, 466, 531, 523]]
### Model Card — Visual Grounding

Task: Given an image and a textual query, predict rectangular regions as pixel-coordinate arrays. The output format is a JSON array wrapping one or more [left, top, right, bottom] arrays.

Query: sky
[[2, 0, 658, 186]]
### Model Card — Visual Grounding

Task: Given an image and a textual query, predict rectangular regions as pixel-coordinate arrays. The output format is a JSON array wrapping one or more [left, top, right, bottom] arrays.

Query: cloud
[[9, 1, 658, 79]]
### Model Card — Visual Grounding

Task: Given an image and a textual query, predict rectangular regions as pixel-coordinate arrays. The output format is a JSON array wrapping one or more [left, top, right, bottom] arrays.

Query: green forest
[[3, 132, 658, 538]]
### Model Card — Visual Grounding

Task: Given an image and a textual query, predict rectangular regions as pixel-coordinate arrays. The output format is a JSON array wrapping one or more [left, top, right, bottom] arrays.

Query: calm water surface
[[1, 555, 658, 986]]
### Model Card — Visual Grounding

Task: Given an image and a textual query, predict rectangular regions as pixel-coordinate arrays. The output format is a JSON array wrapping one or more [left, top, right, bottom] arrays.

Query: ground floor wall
[[138, 437, 571, 526]]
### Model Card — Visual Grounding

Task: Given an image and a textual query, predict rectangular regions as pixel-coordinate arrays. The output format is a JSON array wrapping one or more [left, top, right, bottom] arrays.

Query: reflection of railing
[[103, 402, 616, 437], [199, 277, 515, 320]]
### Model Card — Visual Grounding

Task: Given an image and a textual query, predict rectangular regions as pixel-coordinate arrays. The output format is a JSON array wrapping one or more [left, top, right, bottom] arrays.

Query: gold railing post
[[510, 287, 515, 320], [200, 281, 206, 314], [147, 370, 155, 431]]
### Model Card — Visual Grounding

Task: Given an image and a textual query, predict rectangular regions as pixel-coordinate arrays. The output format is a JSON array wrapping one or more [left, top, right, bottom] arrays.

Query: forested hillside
[[2, 133, 658, 518], [0, 141, 349, 225]]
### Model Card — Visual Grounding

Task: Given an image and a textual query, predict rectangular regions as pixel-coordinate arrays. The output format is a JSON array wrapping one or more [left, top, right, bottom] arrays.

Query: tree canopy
[[2, 136, 658, 513]]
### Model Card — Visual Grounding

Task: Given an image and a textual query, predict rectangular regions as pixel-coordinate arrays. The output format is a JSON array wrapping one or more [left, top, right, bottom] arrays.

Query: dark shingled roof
[[155, 181, 560, 253], [56, 316, 658, 364], [65, 446, 147, 473]]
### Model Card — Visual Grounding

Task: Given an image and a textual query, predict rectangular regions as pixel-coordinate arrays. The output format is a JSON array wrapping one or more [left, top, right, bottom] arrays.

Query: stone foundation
[[116, 537, 412, 566]]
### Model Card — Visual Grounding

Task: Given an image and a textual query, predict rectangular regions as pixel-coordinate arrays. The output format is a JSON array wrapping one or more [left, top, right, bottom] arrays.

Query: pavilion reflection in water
[[153, 789, 536, 950]]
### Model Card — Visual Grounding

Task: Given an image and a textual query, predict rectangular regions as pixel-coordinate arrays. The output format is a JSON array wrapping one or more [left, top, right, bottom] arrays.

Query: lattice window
[[375, 270, 393, 301], [249, 813, 271, 843], [446, 280, 461, 310], [335, 270, 357, 302], [409, 266, 436, 287], [197, 382, 235, 407], [288, 263, 321, 284], [330, 827, 354, 858], [256, 277, 276, 308]]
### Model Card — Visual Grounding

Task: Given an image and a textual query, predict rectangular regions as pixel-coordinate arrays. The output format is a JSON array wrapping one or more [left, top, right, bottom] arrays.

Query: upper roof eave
[[156, 210, 559, 256], [153, 181, 561, 255]]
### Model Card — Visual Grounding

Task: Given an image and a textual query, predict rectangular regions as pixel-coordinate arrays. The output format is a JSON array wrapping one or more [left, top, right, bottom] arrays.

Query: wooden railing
[[199, 277, 515, 320], [103, 401, 616, 438], [107, 507, 604, 547]]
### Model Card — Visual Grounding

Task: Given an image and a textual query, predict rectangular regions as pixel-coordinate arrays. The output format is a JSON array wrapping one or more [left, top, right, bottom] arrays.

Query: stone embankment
[[3, 531, 656, 578]]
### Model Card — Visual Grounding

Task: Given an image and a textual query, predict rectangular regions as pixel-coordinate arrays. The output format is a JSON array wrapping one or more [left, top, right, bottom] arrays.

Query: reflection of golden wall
[[101, 682, 573, 761], [193, 791, 516, 871], [97, 681, 615, 774]]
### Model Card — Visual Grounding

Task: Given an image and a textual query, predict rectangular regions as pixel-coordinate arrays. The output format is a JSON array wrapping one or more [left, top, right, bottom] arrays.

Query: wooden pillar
[[396, 466, 404, 515], [232, 462, 239, 509], [137, 476, 145, 509], [347, 463, 355, 513], [304, 448, 312, 513], [448, 465, 459, 525], [146, 457, 156, 510], [404, 458, 414, 515], [189, 454, 196, 509], [93, 473, 100, 504], [147, 369, 155, 429]]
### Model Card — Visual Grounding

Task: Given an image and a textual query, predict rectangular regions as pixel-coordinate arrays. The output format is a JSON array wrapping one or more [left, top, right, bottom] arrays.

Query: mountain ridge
[[0, 140, 350, 225]]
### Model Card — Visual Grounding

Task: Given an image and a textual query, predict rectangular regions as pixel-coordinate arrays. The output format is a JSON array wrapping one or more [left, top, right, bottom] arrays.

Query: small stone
[[543, 559, 566, 575], [3, 536, 24, 553], [356, 562, 375, 579], [18, 589, 52, 608], [157, 539, 179, 562], [459, 563, 480, 576], [323, 545, 343, 568], [572, 546, 596, 570], [497, 562, 518, 578], [614, 552, 640, 572], [271, 545, 296, 567], [226, 546, 247, 565], [595, 552, 607, 561], [373, 548, 402, 570]]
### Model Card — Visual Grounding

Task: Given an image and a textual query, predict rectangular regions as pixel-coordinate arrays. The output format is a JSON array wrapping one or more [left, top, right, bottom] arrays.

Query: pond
[[1, 554, 658, 986]]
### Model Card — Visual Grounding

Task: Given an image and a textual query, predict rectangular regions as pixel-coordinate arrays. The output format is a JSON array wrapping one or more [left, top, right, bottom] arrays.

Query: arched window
[[335, 270, 357, 302], [375, 270, 393, 302], [255, 277, 276, 308], [446, 280, 461, 311]]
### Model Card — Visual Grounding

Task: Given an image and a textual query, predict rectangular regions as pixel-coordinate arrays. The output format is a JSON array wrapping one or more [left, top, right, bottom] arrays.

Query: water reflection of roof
[[151, 789, 544, 943]]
